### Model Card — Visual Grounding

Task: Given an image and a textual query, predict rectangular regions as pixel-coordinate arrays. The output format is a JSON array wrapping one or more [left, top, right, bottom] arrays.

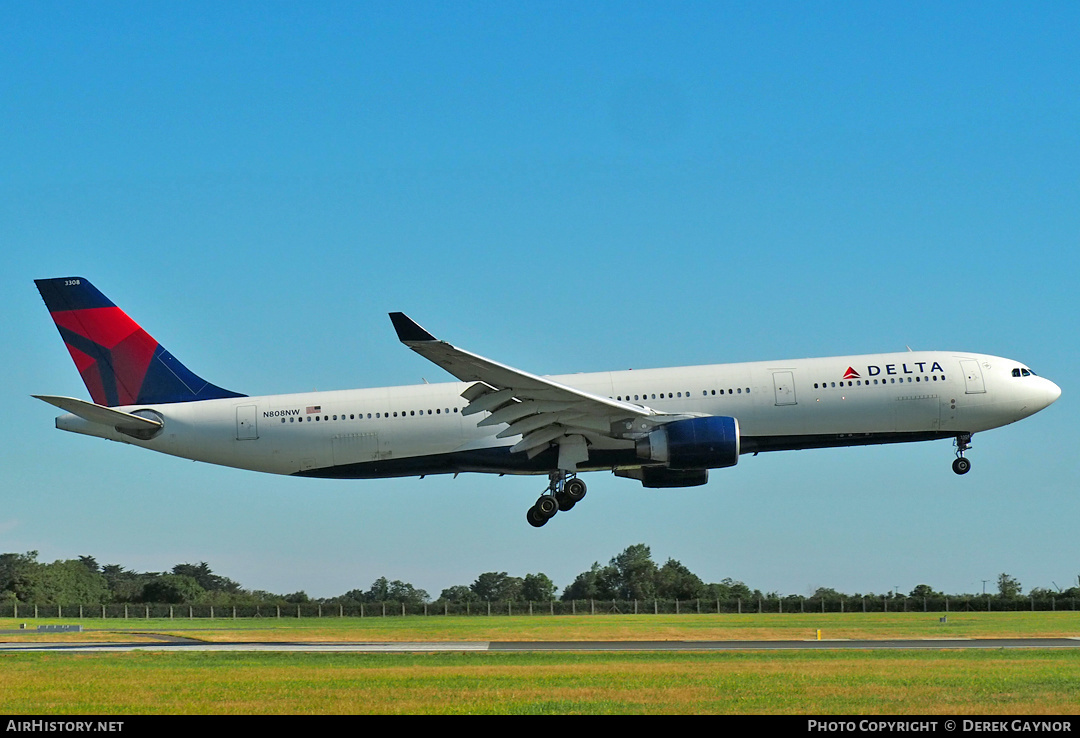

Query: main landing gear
[[527, 471, 587, 528], [952, 433, 972, 475]]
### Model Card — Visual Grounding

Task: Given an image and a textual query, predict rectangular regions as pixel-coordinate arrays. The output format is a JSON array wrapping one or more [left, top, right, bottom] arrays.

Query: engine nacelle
[[614, 467, 710, 488], [635, 416, 740, 470]]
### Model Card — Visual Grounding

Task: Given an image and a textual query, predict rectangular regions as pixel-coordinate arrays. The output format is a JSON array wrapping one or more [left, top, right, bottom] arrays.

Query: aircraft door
[[959, 360, 986, 394], [236, 405, 259, 440], [772, 371, 797, 406]]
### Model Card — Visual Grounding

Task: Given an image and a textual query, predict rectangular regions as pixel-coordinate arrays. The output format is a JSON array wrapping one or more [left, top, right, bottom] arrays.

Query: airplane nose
[[1046, 379, 1062, 406]]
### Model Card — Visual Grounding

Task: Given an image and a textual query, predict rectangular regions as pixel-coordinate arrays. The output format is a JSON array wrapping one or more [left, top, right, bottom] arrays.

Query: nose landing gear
[[527, 471, 587, 527], [952, 433, 972, 475]]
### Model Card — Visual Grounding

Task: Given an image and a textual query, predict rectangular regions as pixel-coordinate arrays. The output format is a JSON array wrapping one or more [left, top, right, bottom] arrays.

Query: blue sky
[[2, 2, 1077, 600]]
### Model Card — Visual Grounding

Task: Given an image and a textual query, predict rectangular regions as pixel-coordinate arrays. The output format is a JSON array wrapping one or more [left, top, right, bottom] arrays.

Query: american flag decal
[[306, 406, 321, 414]]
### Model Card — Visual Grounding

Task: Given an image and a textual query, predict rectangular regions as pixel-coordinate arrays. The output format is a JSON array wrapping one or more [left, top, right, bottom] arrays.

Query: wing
[[389, 313, 699, 470]]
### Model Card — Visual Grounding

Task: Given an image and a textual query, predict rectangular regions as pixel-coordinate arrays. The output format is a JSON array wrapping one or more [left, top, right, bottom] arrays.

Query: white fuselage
[[54, 350, 1060, 480]]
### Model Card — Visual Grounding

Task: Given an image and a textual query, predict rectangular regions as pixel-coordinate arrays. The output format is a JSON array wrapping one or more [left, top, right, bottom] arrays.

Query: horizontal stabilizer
[[32, 395, 163, 431]]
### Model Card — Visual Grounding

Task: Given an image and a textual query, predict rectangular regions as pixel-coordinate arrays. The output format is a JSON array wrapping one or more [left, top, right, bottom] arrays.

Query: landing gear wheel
[[564, 478, 587, 503], [534, 495, 559, 519], [952, 433, 973, 475], [526, 506, 548, 528], [527, 471, 587, 526]]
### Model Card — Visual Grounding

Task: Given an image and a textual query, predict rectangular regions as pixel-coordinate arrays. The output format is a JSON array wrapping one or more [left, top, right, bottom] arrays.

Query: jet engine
[[614, 467, 710, 488], [634, 416, 740, 470]]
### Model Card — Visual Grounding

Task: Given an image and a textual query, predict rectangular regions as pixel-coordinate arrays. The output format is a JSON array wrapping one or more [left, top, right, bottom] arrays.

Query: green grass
[[2, 612, 1077, 714], [1, 650, 1078, 714], [3, 610, 1078, 642]]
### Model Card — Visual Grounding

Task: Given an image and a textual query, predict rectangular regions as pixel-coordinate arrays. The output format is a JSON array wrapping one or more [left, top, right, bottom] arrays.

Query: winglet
[[389, 313, 437, 343]]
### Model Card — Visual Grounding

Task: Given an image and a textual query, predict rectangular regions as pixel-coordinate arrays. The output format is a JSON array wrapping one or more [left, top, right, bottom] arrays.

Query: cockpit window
[[1012, 368, 1021, 377], [1021, 368, 1032, 377], [1013, 367, 1036, 377]]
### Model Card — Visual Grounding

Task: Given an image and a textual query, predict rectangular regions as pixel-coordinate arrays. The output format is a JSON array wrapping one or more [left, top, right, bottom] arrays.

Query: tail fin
[[35, 277, 246, 407]]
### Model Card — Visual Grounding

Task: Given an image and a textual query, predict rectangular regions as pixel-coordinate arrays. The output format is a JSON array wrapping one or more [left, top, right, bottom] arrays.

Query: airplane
[[34, 277, 1061, 527]]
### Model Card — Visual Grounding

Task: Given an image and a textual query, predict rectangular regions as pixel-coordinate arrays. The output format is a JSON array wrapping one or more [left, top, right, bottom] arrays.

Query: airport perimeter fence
[[1, 595, 1077, 620]]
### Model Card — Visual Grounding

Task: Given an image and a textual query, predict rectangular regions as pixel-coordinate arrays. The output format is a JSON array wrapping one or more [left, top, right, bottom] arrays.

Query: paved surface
[[1, 638, 1078, 653]]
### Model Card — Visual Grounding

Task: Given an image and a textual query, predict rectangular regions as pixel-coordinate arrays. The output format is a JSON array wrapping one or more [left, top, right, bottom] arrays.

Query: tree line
[[1, 546, 1076, 606]]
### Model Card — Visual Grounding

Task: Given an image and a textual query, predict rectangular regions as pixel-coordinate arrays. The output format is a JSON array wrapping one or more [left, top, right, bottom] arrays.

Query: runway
[[2, 638, 1079, 653]]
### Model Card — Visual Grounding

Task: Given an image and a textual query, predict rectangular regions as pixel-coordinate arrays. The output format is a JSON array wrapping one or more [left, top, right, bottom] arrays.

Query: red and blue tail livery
[[35, 277, 245, 407]]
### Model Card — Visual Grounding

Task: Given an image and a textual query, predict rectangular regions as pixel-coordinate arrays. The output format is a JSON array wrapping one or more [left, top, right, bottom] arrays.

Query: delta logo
[[842, 361, 945, 380]]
